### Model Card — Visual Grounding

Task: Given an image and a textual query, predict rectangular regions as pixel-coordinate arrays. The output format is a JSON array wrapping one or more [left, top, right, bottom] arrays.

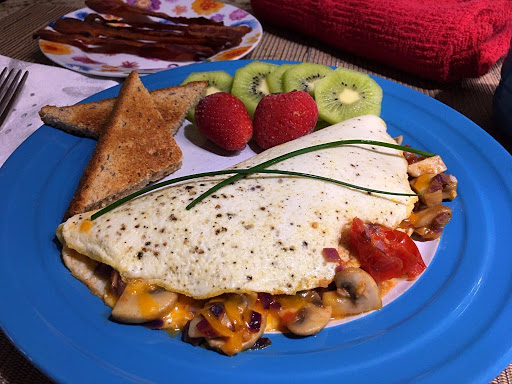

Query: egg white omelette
[[57, 115, 416, 301]]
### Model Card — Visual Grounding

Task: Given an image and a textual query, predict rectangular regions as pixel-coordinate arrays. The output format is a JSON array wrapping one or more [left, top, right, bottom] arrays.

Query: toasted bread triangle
[[64, 71, 183, 219], [39, 81, 207, 138]]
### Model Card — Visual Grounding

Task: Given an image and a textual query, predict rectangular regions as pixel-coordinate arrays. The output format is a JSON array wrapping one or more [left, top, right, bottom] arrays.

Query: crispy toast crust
[[40, 81, 207, 138], [64, 71, 183, 219]]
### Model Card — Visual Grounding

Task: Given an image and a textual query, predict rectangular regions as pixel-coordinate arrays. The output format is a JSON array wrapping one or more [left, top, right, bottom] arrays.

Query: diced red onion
[[258, 292, 273, 309], [270, 301, 282, 311], [433, 213, 451, 228], [428, 175, 443, 192], [439, 173, 453, 186], [248, 311, 262, 332], [196, 318, 221, 338], [373, 239, 386, 253], [334, 264, 345, 273], [432, 227, 444, 237], [322, 248, 340, 262], [209, 303, 224, 318], [362, 226, 372, 243], [403, 146, 419, 164]]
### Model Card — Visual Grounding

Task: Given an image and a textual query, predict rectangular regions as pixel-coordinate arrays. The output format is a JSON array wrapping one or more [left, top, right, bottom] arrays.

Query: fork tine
[[0, 67, 7, 83], [0, 69, 22, 112], [0, 70, 28, 128], [0, 68, 15, 96]]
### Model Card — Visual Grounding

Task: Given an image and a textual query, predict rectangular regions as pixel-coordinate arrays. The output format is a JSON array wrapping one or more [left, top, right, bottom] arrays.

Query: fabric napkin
[[250, 0, 512, 82], [0, 55, 118, 167]]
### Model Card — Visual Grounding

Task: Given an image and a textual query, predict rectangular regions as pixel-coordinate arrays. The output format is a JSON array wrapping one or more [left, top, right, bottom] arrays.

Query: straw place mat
[[0, 3, 511, 384]]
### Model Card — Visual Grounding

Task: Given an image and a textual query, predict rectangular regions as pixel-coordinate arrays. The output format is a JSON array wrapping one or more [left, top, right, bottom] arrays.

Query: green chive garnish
[[186, 140, 433, 210], [90, 168, 419, 220], [89, 139, 429, 220]]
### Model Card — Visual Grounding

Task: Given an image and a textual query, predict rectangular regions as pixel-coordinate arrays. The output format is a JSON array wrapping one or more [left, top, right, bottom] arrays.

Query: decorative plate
[[37, 0, 262, 77], [0, 60, 511, 383]]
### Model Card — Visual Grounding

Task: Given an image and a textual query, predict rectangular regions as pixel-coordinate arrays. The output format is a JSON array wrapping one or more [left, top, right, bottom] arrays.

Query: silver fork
[[0, 68, 29, 129]]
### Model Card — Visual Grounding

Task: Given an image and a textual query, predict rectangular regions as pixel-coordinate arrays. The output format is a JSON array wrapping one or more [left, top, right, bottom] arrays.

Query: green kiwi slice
[[231, 61, 277, 116], [267, 64, 295, 93], [282, 62, 333, 96], [181, 70, 233, 123], [314, 67, 383, 124]]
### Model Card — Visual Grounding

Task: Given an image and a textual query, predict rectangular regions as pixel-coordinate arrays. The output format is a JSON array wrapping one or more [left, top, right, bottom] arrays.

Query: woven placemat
[[0, 3, 511, 383]]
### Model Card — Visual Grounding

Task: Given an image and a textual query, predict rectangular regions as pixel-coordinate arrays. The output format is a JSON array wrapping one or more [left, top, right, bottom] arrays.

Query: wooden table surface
[[0, 1, 511, 383]]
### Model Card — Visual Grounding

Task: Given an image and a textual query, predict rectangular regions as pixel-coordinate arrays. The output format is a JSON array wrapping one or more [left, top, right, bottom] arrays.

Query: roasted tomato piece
[[349, 218, 426, 283]]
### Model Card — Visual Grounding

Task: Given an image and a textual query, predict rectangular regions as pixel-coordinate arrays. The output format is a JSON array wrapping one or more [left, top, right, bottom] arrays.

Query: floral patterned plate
[[38, 0, 262, 77]]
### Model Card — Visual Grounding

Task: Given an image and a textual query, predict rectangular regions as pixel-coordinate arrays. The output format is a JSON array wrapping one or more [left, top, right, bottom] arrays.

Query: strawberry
[[253, 90, 318, 149], [194, 92, 253, 151]]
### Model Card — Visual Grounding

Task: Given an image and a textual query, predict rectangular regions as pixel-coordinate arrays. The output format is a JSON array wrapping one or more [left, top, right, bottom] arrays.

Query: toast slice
[[64, 71, 183, 219], [40, 81, 207, 138]]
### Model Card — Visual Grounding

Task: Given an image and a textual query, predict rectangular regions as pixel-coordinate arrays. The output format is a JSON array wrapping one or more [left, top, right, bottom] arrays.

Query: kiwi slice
[[267, 64, 295, 93], [282, 62, 333, 96], [231, 61, 277, 116], [181, 70, 233, 123], [314, 68, 383, 124]]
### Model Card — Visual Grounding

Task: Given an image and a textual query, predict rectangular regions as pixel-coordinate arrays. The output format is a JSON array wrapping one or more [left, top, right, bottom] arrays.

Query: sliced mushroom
[[422, 190, 443, 207], [182, 319, 204, 346], [286, 303, 332, 336], [111, 285, 177, 323], [323, 267, 382, 316], [413, 226, 443, 240], [207, 315, 267, 353], [410, 205, 452, 228], [297, 290, 322, 305], [441, 174, 458, 200], [410, 174, 443, 207], [187, 315, 205, 338], [407, 155, 447, 177]]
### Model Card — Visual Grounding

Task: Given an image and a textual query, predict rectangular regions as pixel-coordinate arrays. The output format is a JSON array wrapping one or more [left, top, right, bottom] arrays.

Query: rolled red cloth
[[250, 0, 512, 82]]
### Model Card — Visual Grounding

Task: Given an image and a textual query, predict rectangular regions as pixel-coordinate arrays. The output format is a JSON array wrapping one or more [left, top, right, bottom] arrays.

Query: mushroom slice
[[441, 174, 458, 200], [422, 190, 443, 207], [111, 285, 178, 324], [297, 290, 322, 305], [286, 303, 332, 336], [187, 315, 205, 339], [207, 315, 268, 354], [323, 267, 382, 316], [410, 205, 452, 228]]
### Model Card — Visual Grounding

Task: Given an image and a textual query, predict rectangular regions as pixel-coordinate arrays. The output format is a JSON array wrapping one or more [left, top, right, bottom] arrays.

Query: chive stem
[[90, 166, 420, 220], [186, 140, 432, 210]]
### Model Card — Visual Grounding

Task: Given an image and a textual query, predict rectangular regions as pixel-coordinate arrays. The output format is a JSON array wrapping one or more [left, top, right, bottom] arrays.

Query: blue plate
[[1, 60, 511, 383]]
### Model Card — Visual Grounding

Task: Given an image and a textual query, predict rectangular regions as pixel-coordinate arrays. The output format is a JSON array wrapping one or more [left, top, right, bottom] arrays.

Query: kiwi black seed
[[267, 64, 295, 93], [314, 67, 383, 124], [231, 61, 277, 116], [282, 62, 333, 96], [181, 70, 233, 123]]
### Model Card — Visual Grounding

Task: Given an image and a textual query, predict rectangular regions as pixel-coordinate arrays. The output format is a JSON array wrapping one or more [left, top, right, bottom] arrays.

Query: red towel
[[250, 0, 512, 82]]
